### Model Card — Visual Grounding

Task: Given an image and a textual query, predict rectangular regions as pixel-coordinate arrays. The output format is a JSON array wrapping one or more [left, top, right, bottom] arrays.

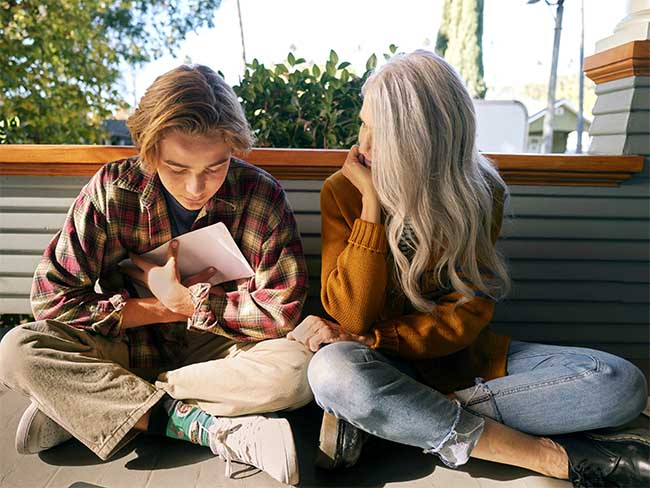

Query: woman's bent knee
[[308, 342, 372, 407], [592, 353, 648, 427], [608, 358, 647, 426]]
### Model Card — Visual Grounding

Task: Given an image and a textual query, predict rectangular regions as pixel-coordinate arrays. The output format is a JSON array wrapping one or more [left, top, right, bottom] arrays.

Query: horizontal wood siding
[[288, 176, 650, 366], [1, 175, 648, 369], [0, 176, 89, 314]]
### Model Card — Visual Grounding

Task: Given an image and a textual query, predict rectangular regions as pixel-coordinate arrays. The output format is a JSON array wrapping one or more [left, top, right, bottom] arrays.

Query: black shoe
[[553, 432, 650, 487], [585, 427, 650, 447], [315, 412, 368, 470]]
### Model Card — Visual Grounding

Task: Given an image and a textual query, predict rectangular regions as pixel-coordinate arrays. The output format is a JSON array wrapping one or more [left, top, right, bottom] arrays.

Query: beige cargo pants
[[0, 320, 313, 460]]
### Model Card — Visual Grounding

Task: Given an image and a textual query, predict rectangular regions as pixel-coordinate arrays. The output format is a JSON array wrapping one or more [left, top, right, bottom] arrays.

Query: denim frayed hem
[[424, 399, 485, 468]]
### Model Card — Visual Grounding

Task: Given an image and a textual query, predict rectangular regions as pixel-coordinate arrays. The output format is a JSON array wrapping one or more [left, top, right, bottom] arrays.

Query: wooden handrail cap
[[585, 40, 650, 84], [0, 145, 644, 187]]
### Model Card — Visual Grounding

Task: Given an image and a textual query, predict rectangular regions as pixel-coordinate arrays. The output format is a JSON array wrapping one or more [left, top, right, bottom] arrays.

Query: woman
[[288, 50, 649, 487]]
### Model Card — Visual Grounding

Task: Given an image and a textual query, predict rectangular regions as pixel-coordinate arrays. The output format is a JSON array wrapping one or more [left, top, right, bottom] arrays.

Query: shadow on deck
[[7, 386, 647, 488]]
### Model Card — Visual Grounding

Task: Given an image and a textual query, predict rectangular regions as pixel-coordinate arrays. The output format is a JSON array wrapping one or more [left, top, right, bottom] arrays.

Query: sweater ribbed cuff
[[372, 322, 399, 355], [348, 219, 387, 253]]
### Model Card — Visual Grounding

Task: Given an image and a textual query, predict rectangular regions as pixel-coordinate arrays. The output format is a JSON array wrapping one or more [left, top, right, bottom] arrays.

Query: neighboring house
[[527, 99, 592, 153], [102, 119, 132, 146]]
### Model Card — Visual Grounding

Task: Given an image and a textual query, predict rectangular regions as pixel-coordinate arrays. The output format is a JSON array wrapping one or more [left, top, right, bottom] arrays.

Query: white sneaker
[[15, 402, 72, 454], [204, 414, 299, 485]]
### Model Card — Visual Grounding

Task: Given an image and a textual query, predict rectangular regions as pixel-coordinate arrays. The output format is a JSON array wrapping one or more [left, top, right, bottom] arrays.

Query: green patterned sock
[[165, 401, 214, 447]]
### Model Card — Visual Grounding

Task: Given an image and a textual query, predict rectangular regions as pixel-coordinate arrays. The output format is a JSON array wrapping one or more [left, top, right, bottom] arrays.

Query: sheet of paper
[[121, 222, 254, 286]]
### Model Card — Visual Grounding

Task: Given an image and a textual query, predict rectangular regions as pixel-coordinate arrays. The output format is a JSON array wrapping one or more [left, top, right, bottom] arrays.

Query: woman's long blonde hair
[[363, 50, 510, 311]]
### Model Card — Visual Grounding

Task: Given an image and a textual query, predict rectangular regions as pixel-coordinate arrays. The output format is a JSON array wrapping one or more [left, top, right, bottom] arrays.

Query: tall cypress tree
[[435, 0, 487, 99]]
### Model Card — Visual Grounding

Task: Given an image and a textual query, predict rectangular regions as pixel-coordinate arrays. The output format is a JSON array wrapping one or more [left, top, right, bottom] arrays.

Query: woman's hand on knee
[[287, 315, 375, 352]]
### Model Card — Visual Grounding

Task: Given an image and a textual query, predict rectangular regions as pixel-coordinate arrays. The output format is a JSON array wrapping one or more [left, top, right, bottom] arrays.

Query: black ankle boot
[[316, 412, 368, 469], [552, 432, 650, 487]]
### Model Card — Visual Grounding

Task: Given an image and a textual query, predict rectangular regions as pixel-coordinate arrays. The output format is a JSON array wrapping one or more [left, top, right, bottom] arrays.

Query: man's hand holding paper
[[120, 222, 255, 308]]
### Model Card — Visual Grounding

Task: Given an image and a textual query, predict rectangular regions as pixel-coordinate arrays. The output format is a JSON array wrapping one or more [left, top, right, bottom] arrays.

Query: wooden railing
[[584, 39, 650, 84], [0, 145, 645, 186]]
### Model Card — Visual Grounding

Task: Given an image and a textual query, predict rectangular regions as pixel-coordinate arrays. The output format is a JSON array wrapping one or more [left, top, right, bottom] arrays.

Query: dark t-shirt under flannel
[[161, 185, 200, 238]]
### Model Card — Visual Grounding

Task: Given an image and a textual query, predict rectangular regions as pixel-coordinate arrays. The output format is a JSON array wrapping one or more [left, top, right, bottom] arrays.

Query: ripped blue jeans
[[307, 340, 647, 468]]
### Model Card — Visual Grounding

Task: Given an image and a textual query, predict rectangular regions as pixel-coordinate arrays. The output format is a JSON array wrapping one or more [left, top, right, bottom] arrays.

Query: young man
[[0, 65, 311, 485]]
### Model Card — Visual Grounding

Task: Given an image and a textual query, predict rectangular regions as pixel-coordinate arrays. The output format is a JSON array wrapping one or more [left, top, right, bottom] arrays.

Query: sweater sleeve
[[371, 290, 496, 359], [320, 175, 389, 335]]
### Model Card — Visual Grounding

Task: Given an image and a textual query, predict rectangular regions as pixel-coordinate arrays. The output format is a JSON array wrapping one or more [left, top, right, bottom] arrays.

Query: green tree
[[0, 0, 222, 144], [435, 0, 487, 99], [0, 116, 20, 143], [521, 75, 597, 118]]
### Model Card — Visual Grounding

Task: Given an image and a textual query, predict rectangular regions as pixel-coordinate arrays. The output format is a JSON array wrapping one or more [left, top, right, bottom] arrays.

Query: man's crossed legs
[[0, 320, 313, 485]]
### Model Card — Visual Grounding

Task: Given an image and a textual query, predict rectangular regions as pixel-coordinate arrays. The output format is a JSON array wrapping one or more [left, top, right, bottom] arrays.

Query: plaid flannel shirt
[[31, 157, 308, 368]]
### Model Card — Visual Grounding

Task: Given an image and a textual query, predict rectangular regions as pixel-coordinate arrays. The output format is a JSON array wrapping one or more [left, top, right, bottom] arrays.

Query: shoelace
[[199, 420, 254, 478]]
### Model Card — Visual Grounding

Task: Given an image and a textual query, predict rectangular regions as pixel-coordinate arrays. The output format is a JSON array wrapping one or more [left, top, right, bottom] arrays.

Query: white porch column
[[596, 0, 650, 52], [585, 1, 649, 160]]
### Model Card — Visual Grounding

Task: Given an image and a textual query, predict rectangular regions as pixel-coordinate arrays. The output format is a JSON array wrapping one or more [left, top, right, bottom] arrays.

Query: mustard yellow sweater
[[320, 170, 510, 393]]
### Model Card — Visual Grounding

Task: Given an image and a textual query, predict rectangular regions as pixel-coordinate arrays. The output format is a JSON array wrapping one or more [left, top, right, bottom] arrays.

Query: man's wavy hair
[[127, 65, 254, 170], [363, 50, 511, 312]]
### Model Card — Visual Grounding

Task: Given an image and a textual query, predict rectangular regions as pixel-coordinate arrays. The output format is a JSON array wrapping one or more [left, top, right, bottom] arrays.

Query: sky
[[124, 0, 626, 110]]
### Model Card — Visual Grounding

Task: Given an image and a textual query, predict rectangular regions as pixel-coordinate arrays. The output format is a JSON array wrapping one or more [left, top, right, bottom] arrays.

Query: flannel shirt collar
[[112, 157, 240, 217], [112, 157, 160, 209]]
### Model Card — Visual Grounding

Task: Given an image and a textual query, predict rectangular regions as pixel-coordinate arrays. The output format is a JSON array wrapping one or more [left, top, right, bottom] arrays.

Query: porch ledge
[[585, 40, 650, 85], [0, 145, 644, 186]]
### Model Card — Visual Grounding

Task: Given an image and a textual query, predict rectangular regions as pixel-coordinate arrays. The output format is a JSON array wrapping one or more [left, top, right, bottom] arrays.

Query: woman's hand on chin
[[287, 315, 375, 352], [341, 145, 376, 199]]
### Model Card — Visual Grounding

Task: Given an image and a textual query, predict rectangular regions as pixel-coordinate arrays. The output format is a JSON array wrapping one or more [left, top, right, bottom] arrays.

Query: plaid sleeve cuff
[[186, 282, 217, 331], [89, 291, 129, 337]]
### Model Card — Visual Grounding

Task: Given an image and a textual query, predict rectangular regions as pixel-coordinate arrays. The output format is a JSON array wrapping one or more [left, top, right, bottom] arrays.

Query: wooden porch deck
[[0, 385, 584, 488]]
